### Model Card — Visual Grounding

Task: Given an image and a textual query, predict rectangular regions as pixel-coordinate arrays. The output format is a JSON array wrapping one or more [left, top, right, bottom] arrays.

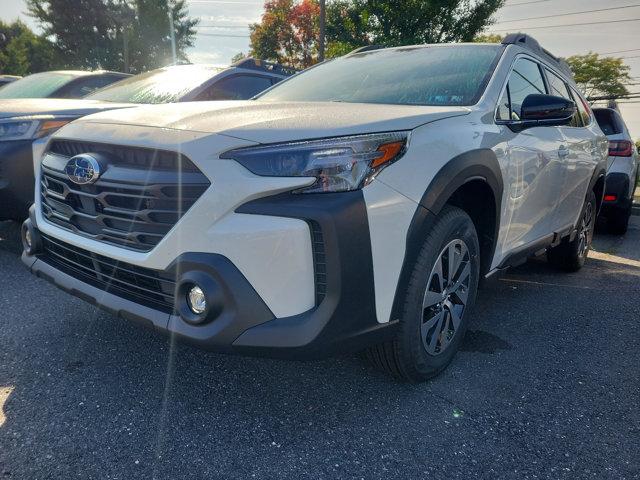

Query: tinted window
[[54, 75, 126, 99], [507, 58, 546, 120], [0, 72, 77, 99], [545, 69, 581, 127], [258, 45, 502, 106], [85, 65, 225, 104], [196, 75, 273, 101], [594, 109, 623, 135]]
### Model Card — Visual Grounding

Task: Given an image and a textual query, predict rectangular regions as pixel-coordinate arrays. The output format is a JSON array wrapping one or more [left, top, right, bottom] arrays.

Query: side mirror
[[514, 94, 576, 131]]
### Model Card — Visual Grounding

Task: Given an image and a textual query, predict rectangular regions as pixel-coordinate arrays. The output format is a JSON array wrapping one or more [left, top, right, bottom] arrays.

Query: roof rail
[[347, 45, 385, 55], [501, 33, 573, 78], [232, 58, 298, 76]]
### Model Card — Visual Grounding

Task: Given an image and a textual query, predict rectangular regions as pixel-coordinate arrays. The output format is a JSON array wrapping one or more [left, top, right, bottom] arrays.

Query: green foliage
[[0, 20, 58, 75], [338, 0, 505, 46], [26, 0, 198, 74], [473, 33, 503, 43], [566, 53, 631, 99], [250, 0, 505, 68], [250, 0, 319, 69], [230, 52, 248, 64]]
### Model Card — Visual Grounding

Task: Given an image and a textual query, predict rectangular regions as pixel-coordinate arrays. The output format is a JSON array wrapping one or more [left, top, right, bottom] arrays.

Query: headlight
[[0, 118, 73, 141], [221, 132, 409, 193]]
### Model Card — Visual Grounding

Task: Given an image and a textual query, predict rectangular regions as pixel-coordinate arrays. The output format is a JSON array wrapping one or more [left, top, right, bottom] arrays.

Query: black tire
[[365, 206, 480, 382], [547, 190, 596, 272], [607, 203, 631, 235]]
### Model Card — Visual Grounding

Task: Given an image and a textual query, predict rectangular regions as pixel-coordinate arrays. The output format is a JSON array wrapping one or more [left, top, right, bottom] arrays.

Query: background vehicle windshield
[[85, 65, 225, 103], [258, 45, 502, 106], [0, 72, 76, 98]]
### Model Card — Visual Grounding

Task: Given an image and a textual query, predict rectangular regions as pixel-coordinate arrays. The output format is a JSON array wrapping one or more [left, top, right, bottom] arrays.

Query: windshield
[[258, 45, 502, 106], [0, 72, 77, 99], [85, 65, 225, 104]]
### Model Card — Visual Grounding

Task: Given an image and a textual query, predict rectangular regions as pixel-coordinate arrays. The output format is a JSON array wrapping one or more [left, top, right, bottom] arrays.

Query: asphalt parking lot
[[0, 219, 638, 480]]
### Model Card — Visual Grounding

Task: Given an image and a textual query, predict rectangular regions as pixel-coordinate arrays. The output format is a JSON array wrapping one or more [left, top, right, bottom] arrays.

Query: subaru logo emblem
[[65, 154, 101, 185]]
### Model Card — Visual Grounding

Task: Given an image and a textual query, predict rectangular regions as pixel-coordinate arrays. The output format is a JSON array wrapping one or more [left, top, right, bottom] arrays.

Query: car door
[[496, 57, 566, 253], [542, 68, 588, 233], [560, 86, 601, 228]]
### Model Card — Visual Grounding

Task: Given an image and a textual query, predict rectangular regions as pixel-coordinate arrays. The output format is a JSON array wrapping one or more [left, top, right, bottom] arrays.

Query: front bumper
[[22, 192, 397, 359], [0, 139, 35, 220]]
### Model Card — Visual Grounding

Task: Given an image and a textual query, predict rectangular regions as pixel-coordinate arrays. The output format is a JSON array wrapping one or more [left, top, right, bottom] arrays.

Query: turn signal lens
[[36, 119, 72, 138]]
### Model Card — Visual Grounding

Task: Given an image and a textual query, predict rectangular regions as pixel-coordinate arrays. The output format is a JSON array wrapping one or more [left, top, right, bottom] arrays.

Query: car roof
[[32, 70, 129, 77]]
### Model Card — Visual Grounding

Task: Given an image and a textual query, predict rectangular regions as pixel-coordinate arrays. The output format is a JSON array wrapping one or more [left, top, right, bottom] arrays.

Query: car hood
[[79, 100, 471, 144], [0, 98, 136, 120]]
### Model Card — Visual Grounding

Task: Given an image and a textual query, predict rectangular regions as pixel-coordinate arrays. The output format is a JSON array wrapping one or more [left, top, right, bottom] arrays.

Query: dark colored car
[[0, 75, 22, 88], [0, 60, 294, 220], [0, 70, 130, 100]]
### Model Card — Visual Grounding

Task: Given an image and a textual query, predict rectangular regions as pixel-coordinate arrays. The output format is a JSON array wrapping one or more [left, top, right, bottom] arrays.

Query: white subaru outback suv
[[22, 34, 607, 381]]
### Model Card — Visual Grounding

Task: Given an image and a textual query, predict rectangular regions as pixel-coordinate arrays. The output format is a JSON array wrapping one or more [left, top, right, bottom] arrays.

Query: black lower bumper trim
[[24, 192, 394, 359]]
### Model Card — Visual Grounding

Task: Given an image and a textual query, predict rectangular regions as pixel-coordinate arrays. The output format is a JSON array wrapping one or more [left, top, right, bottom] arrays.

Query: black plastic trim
[[390, 149, 503, 321], [234, 190, 391, 358]]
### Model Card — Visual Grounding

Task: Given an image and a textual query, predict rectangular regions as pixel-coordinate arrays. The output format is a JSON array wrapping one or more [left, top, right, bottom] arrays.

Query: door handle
[[558, 145, 569, 158]]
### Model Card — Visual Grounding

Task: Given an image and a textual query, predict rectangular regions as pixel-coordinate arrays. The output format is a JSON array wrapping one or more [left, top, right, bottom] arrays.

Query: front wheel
[[365, 206, 480, 382], [547, 190, 596, 272]]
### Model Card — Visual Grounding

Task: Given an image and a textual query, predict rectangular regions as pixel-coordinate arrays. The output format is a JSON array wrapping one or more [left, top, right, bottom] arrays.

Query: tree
[[473, 32, 503, 43], [250, 0, 319, 69], [0, 20, 58, 75], [566, 53, 631, 100], [250, 0, 505, 67], [231, 52, 248, 64], [26, 0, 198, 74]]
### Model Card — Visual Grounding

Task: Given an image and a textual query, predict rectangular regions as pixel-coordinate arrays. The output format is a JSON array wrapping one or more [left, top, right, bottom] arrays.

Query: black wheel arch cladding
[[390, 148, 503, 321]]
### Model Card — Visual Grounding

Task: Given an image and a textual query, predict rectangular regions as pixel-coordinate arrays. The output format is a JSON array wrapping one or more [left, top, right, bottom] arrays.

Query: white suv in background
[[22, 34, 608, 382], [593, 107, 639, 234]]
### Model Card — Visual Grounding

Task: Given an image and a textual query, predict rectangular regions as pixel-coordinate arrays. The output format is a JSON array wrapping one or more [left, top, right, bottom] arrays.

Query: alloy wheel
[[577, 201, 594, 258], [420, 239, 471, 355]]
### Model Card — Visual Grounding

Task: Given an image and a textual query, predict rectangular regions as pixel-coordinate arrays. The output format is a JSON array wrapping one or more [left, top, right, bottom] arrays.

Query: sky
[[2, 0, 640, 135]]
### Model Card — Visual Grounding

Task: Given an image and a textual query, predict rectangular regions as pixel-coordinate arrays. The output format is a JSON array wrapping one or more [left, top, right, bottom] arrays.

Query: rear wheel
[[607, 203, 631, 235], [365, 206, 480, 382], [547, 190, 596, 272]]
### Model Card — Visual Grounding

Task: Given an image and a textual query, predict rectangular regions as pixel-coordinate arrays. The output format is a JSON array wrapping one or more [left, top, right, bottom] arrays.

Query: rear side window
[[571, 88, 592, 126], [501, 58, 547, 120], [545, 69, 581, 127], [594, 109, 623, 135], [196, 75, 273, 101], [55, 75, 125, 99]]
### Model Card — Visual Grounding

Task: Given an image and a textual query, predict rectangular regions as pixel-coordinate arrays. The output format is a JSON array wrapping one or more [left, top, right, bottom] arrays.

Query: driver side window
[[497, 58, 547, 121]]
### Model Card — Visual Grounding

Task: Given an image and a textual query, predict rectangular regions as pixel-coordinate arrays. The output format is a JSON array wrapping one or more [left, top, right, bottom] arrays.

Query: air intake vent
[[309, 220, 326, 305]]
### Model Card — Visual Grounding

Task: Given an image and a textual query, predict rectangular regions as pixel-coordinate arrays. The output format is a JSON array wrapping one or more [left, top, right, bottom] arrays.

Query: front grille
[[309, 221, 326, 304], [40, 234, 176, 313], [48, 140, 201, 172], [40, 141, 210, 252]]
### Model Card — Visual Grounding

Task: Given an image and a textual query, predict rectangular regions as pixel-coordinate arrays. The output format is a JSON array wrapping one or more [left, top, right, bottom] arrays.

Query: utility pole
[[318, 0, 326, 62], [169, 10, 177, 64]]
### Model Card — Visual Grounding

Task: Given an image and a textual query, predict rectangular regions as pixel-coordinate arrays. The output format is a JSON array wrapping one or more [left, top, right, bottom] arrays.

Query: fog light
[[187, 285, 206, 315], [24, 228, 33, 249], [21, 219, 41, 255]]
